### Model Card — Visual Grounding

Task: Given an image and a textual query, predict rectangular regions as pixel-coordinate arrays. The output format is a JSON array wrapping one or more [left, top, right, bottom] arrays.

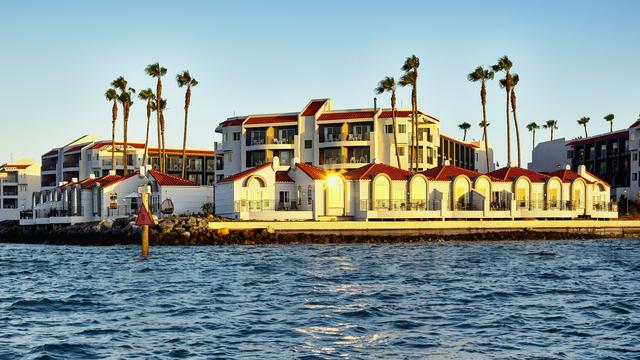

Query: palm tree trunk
[[511, 88, 521, 167], [156, 79, 163, 172], [123, 104, 129, 175], [156, 111, 162, 172], [583, 125, 588, 138], [505, 78, 512, 166], [551, 128, 554, 141], [532, 129, 536, 149], [412, 87, 418, 172], [181, 85, 191, 179], [143, 100, 151, 168], [463, 130, 467, 141], [161, 112, 166, 172], [391, 93, 401, 169], [111, 101, 117, 172], [610, 121, 613, 133], [481, 80, 490, 172]]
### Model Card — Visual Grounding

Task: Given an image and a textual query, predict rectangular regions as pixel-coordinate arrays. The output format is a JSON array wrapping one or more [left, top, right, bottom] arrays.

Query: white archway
[[325, 175, 345, 215], [372, 174, 391, 210], [409, 175, 428, 210]]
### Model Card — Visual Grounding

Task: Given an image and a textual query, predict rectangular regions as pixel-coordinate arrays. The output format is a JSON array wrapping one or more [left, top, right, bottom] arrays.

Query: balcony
[[362, 199, 442, 211], [42, 163, 57, 172], [3, 191, 18, 197], [234, 200, 305, 212], [2, 174, 18, 183], [246, 135, 295, 149], [319, 132, 371, 143]]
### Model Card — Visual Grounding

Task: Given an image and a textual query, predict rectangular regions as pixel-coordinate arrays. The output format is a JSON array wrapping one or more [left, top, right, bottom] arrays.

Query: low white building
[[214, 156, 617, 221], [0, 159, 41, 221], [21, 167, 213, 226]]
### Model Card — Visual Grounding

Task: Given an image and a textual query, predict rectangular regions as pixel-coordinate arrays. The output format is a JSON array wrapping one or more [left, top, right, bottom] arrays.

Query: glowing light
[[327, 175, 340, 186]]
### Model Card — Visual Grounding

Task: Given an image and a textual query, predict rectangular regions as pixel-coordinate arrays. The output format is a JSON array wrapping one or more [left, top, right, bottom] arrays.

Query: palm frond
[[401, 55, 420, 72]]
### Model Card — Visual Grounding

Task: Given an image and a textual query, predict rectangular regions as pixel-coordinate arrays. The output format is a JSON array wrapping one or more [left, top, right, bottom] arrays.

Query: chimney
[[373, 157, 380, 164], [565, 164, 571, 170], [108, 170, 116, 176], [272, 156, 280, 170], [72, 177, 78, 183], [577, 164, 586, 176], [373, 97, 377, 113], [443, 160, 450, 166], [89, 174, 96, 179], [292, 157, 299, 166]]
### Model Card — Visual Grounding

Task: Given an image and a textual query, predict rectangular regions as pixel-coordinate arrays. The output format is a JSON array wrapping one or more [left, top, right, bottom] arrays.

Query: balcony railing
[[319, 132, 371, 143], [592, 201, 617, 212], [107, 205, 136, 217], [319, 157, 342, 166], [516, 200, 576, 211], [62, 161, 80, 168], [42, 163, 57, 171], [361, 199, 442, 211], [36, 206, 84, 218], [246, 157, 273, 168], [233, 200, 304, 212], [3, 191, 18, 196]]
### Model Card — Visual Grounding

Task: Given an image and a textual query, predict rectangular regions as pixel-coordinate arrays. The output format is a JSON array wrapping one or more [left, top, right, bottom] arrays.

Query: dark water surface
[[1, 239, 639, 359]]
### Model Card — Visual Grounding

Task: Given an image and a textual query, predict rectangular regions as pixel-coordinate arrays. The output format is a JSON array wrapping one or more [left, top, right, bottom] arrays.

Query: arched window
[[374, 176, 390, 209], [410, 176, 427, 209], [307, 185, 312, 205]]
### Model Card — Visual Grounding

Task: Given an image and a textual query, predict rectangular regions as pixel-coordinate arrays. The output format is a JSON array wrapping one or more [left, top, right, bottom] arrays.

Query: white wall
[[161, 186, 213, 215], [528, 138, 569, 172]]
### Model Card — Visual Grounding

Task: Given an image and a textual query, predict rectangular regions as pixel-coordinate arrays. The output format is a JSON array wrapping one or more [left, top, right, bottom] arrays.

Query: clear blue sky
[[1, 0, 638, 167]]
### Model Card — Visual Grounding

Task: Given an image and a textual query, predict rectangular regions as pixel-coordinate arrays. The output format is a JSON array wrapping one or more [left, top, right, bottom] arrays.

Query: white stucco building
[[0, 159, 41, 221]]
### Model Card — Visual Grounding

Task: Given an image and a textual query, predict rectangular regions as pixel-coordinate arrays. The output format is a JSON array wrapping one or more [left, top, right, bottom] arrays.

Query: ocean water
[[0, 240, 639, 359]]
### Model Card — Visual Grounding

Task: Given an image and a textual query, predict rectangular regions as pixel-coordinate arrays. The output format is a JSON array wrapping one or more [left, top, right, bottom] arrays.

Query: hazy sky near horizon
[[1, 0, 639, 167]]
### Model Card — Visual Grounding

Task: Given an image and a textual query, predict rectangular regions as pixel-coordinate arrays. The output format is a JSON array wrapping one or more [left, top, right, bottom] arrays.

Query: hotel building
[[41, 135, 218, 190], [0, 159, 41, 221], [213, 98, 493, 183], [529, 118, 640, 200]]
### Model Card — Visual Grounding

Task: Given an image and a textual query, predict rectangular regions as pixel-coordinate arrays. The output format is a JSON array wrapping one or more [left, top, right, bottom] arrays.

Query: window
[[567, 150, 573, 159], [633, 152, 638, 161], [633, 173, 638, 181], [226, 153, 232, 162], [384, 124, 393, 133], [233, 132, 241, 141], [398, 124, 407, 133], [307, 185, 312, 205], [304, 140, 313, 149], [223, 133, 228, 142], [279, 191, 290, 205], [398, 147, 405, 156], [109, 192, 118, 209]]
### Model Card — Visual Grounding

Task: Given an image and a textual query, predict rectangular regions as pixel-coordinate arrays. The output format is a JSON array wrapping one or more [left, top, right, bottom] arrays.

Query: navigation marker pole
[[136, 185, 154, 257]]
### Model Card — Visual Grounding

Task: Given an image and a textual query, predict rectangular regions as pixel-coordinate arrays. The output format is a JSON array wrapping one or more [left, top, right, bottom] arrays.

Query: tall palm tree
[[138, 88, 155, 167], [150, 98, 168, 170], [399, 55, 420, 172], [526, 122, 540, 148], [604, 113, 615, 132], [375, 76, 402, 169], [468, 66, 494, 172], [478, 121, 490, 141], [145, 63, 168, 172], [492, 55, 514, 165], [501, 73, 522, 167], [111, 77, 135, 175], [104, 88, 118, 172], [176, 71, 199, 178], [543, 120, 558, 140], [577, 116, 590, 137], [458, 122, 471, 141]]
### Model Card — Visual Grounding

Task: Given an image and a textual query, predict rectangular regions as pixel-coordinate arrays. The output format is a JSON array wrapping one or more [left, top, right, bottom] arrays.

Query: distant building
[[0, 159, 40, 221], [40, 135, 217, 190], [529, 119, 640, 200]]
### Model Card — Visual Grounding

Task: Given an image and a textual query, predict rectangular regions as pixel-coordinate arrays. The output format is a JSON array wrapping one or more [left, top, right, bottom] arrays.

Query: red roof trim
[[43, 149, 59, 157], [0, 164, 31, 170], [317, 111, 375, 121], [64, 144, 88, 153], [148, 169, 199, 186], [218, 163, 272, 183], [301, 99, 327, 116], [244, 114, 298, 125], [566, 130, 628, 146], [440, 134, 479, 149]]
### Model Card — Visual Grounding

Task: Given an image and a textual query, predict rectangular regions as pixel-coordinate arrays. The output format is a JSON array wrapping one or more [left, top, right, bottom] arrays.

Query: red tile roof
[[585, 170, 611, 187], [343, 163, 411, 181], [317, 111, 375, 121], [440, 134, 480, 149], [81, 174, 122, 189], [148, 169, 198, 186], [487, 167, 549, 183], [0, 163, 32, 170], [244, 114, 298, 125], [421, 165, 486, 181], [378, 109, 438, 122], [296, 162, 328, 180], [218, 163, 272, 183], [565, 129, 627, 146], [220, 117, 246, 127], [544, 169, 593, 184], [275, 171, 294, 183], [301, 99, 328, 116]]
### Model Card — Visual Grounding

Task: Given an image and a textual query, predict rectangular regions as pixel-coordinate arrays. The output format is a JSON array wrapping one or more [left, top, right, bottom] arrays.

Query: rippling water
[[1, 239, 639, 359]]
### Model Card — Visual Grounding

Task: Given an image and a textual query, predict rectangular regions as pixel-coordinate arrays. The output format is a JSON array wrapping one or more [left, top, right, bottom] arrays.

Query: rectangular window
[[233, 132, 240, 141], [398, 147, 405, 156], [304, 140, 313, 149], [633, 173, 638, 181], [226, 153, 232, 162], [398, 124, 407, 133], [567, 150, 573, 159], [633, 152, 638, 161], [384, 124, 393, 133], [223, 133, 228, 142]]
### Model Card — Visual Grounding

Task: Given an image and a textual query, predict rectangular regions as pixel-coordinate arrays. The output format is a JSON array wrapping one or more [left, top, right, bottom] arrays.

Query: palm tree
[[399, 55, 420, 172], [468, 66, 494, 172], [111, 77, 135, 175], [526, 122, 540, 148], [501, 73, 522, 167], [492, 55, 514, 165], [145, 63, 168, 172], [543, 120, 558, 140], [604, 113, 615, 132], [104, 88, 118, 172], [478, 121, 490, 141], [150, 98, 168, 170], [138, 88, 155, 167], [577, 116, 590, 137], [176, 71, 199, 178], [375, 76, 402, 169], [458, 122, 471, 141]]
